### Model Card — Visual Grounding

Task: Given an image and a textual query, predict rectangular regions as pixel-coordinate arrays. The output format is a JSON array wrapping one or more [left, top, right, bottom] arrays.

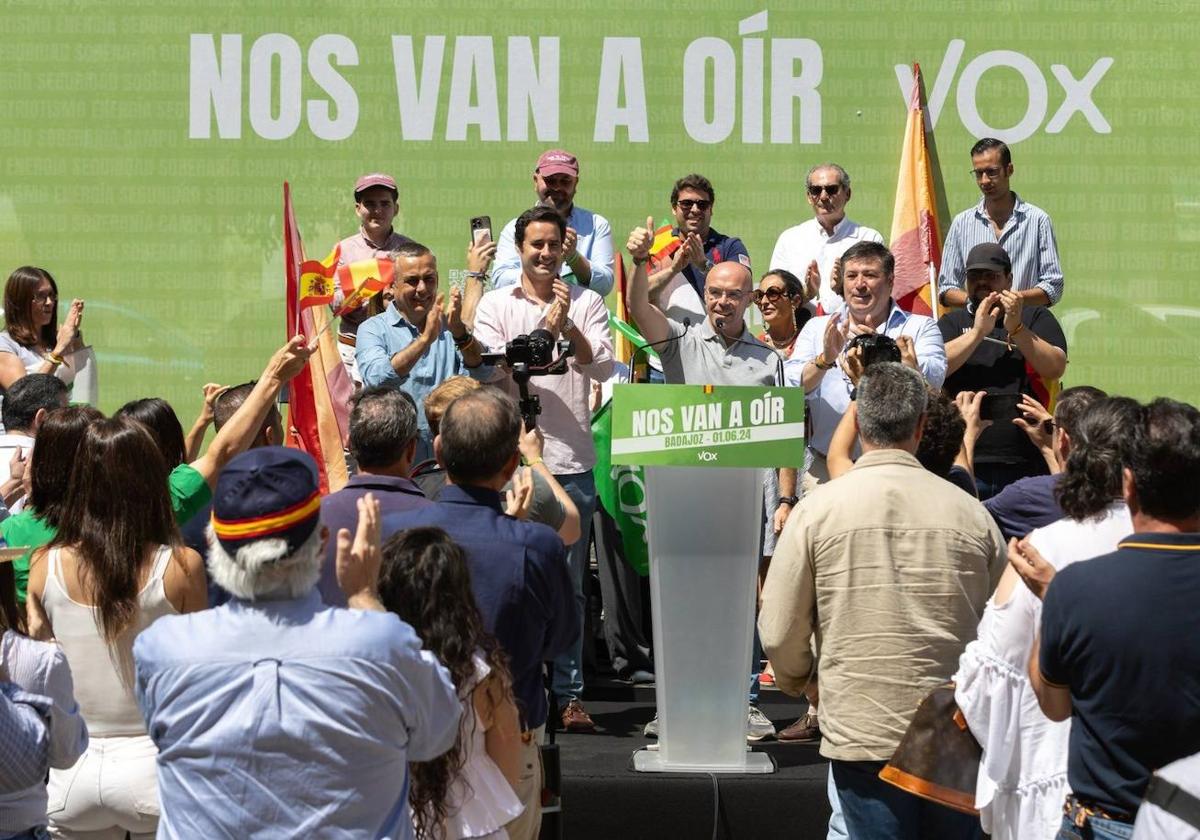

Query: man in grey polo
[[626, 221, 778, 389], [625, 218, 780, 742]]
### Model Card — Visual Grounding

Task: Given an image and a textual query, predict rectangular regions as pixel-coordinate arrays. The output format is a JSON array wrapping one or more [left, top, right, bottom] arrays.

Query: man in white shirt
[[769, 163, 884, 315]]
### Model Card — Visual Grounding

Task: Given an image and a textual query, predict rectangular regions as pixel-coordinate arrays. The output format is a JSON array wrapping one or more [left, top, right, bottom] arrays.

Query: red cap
[[354, 173, 398, 197], [534, 150, 579, 178]]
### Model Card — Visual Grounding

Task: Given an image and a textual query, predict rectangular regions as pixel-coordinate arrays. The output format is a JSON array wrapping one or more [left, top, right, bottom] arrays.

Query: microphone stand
[[631, 317, 691, 383]]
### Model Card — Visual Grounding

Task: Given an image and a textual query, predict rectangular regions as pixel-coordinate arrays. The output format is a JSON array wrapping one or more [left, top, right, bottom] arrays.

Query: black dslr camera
[[846, 332, 902, 368], [480, 328, 574, 430]]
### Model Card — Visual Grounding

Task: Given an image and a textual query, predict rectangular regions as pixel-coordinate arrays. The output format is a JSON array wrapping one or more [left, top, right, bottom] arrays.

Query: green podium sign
[[610, 384, 804, 468]]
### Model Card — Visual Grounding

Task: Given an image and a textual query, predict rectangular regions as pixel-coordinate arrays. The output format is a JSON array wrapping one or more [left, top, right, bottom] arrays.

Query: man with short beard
[[939, 243, 1067, 499], [491, 150, 615, 296], [134, 449, 460, 838]]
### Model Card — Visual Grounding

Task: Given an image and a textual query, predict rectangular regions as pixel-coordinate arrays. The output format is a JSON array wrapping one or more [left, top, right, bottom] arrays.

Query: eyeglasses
[[971, 167, 1004, 180], [676, 199, 712, 212], [32, 293, 57, 304], [705, 288, 745, 302], [807, 184, 841, 197], [1041, 418, 1056, 434], [752, 287, 792, 305]]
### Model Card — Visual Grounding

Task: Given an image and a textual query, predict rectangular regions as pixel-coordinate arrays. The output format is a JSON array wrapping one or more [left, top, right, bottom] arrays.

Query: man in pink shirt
[[474, 205, 614, 733], [334, 173, 413, 384]]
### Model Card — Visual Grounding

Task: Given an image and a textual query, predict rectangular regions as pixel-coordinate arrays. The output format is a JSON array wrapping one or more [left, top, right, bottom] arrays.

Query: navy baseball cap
[[210, 447, 321, 556]]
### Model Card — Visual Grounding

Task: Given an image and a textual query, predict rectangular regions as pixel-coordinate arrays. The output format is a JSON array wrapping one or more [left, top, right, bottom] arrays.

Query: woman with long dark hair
[[954, 395, 1140, 840], [379, 527, 523, 840], [0, 266, 85, 392], [0, 405, 103, 607], [25, 416, 207, 839]]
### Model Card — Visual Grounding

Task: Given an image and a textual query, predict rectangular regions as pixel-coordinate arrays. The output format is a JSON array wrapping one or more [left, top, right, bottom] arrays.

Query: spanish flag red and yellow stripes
[[211, 490, 321, 543], [890, 63, 942, 318], [283, 182, 352, 494], [334, 258, 395, 317], [298, 245, 340, 309]]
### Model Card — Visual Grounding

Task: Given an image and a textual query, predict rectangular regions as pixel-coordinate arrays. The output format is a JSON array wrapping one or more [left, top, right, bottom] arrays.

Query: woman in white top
[[0, 545, 88, 839], [0, 267, 85, 393], [379, 527, 524, 840], [955, 395, 1141, 840], [26, 416, 207, 840]]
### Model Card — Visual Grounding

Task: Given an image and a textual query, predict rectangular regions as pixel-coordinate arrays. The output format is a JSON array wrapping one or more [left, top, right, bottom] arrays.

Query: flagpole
[[928, 262, 940, 321]]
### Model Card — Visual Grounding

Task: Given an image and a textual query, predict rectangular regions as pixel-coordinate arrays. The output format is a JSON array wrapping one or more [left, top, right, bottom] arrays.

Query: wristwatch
[[778, 495, 799, 507], [563, 317, 577, 334]]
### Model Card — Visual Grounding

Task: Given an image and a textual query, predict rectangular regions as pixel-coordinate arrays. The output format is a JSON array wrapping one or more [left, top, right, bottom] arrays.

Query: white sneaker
[[643, 715, 659, 738], [747, 705, 775, 742]]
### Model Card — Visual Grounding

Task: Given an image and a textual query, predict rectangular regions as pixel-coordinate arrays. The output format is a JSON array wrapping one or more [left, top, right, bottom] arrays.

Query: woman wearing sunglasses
[[753, 269, 810, 358]]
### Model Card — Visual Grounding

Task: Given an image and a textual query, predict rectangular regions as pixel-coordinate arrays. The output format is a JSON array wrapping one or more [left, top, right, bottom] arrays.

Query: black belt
[[1145, 774, 1200, 830]]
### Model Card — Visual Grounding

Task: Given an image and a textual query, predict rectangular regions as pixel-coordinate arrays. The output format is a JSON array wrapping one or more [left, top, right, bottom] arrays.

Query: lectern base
[[632, 748, 776, 774]]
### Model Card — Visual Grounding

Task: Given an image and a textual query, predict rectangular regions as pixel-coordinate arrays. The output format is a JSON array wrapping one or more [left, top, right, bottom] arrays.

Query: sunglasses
[[807, 184, 841, 197], [676, 199, 712, 212], [752, 287, 793, 304]]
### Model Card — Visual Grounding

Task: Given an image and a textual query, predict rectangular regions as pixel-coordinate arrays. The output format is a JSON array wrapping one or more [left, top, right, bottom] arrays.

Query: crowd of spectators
[[0, 137, 1195, 840]]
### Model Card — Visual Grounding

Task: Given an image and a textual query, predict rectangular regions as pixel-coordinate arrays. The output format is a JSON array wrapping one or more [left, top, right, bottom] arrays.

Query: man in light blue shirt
[[357, 241, 491, 463], [134, 448, 460, 840], [491, 149, 615, 296], [786, 241, 947, 489], [938, 138, 1064, 308]]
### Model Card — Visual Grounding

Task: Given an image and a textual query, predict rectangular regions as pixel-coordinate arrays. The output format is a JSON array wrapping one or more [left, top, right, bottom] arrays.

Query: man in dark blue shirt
[[984, 385, 1106, 539], [647, 173, 751, 302], [319, 387, 430, 605], [382, 387, 577, 839], [1014, 397, 1200, 835]]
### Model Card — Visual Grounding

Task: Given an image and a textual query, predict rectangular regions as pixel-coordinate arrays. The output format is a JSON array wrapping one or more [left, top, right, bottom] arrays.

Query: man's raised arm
[[626, 216, 671, 348]]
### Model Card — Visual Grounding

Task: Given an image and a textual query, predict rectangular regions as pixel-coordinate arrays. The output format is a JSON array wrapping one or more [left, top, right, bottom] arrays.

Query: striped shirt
[[938, 194, 1064, 305]]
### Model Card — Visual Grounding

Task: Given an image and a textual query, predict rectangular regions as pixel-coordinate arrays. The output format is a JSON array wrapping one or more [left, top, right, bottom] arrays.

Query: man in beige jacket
[[759, 362, 1004, 840]]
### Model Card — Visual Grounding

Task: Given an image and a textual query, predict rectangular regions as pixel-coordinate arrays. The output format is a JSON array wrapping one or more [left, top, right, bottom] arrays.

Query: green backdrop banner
[[1, 3, 1197, 417]]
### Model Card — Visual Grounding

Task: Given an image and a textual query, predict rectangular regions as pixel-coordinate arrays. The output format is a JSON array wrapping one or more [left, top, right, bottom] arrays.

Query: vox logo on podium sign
[[610, 384, 804, 468]]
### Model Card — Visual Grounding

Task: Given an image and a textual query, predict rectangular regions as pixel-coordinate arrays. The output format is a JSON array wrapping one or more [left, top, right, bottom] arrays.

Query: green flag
[[592, 399, 650, 576]]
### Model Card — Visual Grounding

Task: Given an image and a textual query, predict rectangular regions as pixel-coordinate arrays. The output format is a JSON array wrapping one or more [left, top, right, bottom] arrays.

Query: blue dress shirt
[[355, 304, 490, 462], [134, 591, 460, 840], [383, 484, 577, 730], [490, 205, 615, 296], [938, 193, 1064, 304], [785, 301, 948, 456]]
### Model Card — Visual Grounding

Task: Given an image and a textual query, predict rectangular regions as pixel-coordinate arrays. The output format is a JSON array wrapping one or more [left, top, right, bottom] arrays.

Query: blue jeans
[[827, 765, 848, 839], [551, 471, 597, 708], [831, 760, 983, 840], [1056, 814, 1134, 839]]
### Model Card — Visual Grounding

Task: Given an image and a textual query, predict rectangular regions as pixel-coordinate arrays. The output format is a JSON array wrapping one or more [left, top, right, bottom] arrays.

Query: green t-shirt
[[4, 462, 212, 604]]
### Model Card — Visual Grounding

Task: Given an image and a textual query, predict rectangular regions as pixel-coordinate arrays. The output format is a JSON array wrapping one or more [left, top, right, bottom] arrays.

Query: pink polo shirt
[[474, 282, 614, 475]]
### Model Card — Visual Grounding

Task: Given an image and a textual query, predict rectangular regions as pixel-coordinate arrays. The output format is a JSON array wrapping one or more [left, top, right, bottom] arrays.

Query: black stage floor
[[548, 683, 832, 840]]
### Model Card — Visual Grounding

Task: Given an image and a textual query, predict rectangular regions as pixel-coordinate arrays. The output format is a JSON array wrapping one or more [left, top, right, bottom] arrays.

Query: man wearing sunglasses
[[646, 174, 751, 303], [769, 163, 884, 316], [937, 138, 1064, 309]]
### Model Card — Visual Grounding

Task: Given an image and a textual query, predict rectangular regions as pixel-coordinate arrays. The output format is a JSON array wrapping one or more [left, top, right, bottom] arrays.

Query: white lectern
[[608, 384, 805, 775]]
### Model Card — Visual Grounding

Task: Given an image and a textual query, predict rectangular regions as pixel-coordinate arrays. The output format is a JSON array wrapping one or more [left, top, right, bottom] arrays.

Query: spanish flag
[[334, 258, 394, 317], [298, 245, 340, 310], [283, 183, 352, 494], [889, 63, 944, 317]]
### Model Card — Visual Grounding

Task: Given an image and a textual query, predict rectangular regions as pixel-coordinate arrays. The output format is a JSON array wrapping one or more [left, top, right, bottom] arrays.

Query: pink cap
[[534, 150, 579, 178], [354, 173, 398, 197]]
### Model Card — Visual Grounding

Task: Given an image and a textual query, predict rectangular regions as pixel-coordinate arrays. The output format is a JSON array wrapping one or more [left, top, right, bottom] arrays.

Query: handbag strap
[[1145, 774, 1200, 830]]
